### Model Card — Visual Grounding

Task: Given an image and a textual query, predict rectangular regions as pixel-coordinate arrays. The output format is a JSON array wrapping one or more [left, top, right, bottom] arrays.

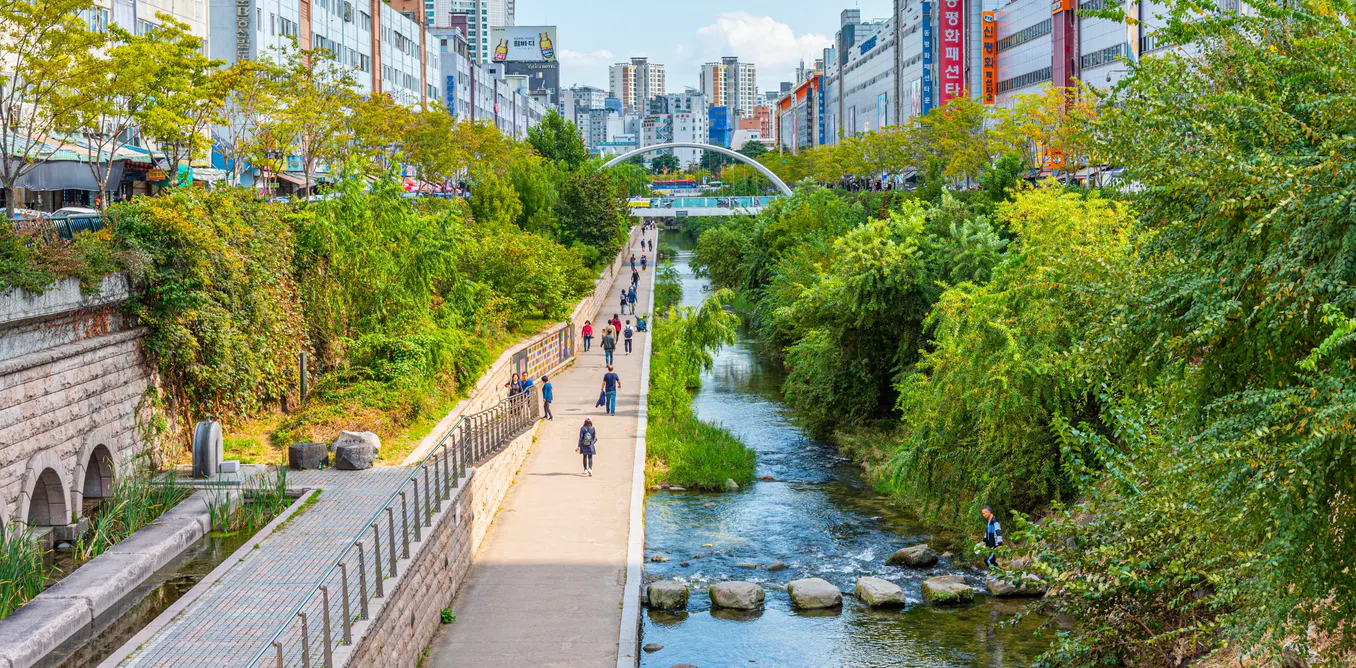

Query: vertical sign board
[[921, 2, 935, 114], [981, 12, 998, 104], [938, 0, 966, 105], [445, 75, 457, 118], [1052, 0, 1077, 92], [817, 76, 826, 146], [235, 0, 251, 61]]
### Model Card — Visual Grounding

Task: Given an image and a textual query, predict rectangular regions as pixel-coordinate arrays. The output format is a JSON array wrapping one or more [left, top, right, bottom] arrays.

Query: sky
[[513, 0, 895, 94]]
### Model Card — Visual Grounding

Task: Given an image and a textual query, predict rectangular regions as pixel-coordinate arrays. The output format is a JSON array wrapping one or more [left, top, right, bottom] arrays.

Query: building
[[447, 0, 514, 64], [210, 0, 439, 108], [432, 25, 548, 138], [560, 85, 607, 125], [609, 57, 665, 116], [708, 106, 734, 148], [485, 26, 558, 107], [641, 92, 708, 168], [825, 10, 897, 142], [87, 0, 208, 43], [699, 57, 757, 119], [776, 73, 826, 154]]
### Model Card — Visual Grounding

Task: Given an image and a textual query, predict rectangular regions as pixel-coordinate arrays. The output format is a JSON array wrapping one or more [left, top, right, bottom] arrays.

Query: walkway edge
[[616, 249, 657, 668]]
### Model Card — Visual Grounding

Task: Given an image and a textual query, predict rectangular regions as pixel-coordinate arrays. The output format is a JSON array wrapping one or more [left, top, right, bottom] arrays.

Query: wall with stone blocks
[[347, 425, 537, 668], [0, 274, 151, 531]]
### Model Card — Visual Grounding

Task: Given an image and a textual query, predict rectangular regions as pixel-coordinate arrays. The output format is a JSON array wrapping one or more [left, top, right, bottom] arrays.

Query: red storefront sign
[[981, 11, 997, 104], [938, 0, 966, 105]]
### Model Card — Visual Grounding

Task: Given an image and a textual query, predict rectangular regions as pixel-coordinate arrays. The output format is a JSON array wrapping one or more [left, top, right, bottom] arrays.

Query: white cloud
[[559, 48, 616, 69], [696, 12, 832, 72]]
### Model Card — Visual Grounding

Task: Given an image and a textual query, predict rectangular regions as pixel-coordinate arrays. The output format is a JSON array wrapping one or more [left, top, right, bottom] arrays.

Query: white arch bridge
[[602, 142, 789, 218]]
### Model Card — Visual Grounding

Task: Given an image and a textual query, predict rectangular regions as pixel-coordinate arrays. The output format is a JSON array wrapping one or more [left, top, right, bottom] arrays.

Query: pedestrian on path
[[623, 320, 633, 354], [630, 254, 637, 272], [601, 328, 617, 366], [627, 286, 637, 314], [620, 289, 628, 314], [982, 505, 1004, 568], [641, 254, 648, 271], [577, 417, 597, 476], [601, 365, 621, 415], [507, 372, 522, 397], [541, 375, 553, 420], [611, 314, 622, 336], [631, 268, 640, 287], [582, 320, 594, 352]]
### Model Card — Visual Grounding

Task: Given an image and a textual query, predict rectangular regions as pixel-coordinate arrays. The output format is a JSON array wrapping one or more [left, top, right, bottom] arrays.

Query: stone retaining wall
[[0, 274, 151, 532]]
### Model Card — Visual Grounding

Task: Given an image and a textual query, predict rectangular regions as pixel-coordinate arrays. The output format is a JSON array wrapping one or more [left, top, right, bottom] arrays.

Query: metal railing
[[246, 386, 541, 667], [9, 215, 103, 243]]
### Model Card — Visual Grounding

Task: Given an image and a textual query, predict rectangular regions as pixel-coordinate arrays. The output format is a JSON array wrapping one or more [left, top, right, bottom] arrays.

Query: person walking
[[541, 375, 554, 420], [623, 320, 634, 354], [631, 268, 640, 287], [630, 254, 637, 272], [601, 328, 617, 366], [577, 418, 597, 476], [982, 505, 1004, 568], [627, 286, 637, 314], [582, 320, 594, 352], [610, 314, 622, 338], [601, 365, 621, 416], [620, 289, 628, 315], [641, 254, 648, 271]]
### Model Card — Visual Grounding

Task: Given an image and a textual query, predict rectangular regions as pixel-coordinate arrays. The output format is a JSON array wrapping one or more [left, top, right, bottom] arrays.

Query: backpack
[[624, 326, 633, 338]]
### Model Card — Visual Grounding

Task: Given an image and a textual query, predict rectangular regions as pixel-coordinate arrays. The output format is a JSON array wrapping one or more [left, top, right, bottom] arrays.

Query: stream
[[639, 230, 1049, 667]]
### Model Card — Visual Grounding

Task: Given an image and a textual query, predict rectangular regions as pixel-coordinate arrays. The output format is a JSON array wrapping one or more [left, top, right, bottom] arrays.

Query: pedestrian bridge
[[626, 196, 780, 218]]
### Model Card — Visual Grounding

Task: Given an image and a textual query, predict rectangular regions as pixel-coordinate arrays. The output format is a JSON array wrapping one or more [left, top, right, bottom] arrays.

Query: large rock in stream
[[986, 574, 1047, 598], [854, 577, 907, 607], [887, 544, 938, 568], [708, 581, 764, 609], [787, 578, 842, 609], [647, 580, 690, 610], [921, 575, 974, 605]]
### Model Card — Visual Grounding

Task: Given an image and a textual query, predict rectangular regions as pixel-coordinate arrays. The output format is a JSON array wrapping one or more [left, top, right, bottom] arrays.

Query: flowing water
[[639, 231, 1049, 667]]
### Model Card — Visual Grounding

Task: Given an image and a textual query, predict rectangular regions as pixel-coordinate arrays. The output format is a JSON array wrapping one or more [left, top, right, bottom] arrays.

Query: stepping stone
[[855, 577, 906, 607], [787, 578, 842, 609]]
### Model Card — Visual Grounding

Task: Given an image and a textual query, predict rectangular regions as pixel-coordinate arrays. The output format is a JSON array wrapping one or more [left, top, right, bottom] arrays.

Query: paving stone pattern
[[122, 466, 413, 666]]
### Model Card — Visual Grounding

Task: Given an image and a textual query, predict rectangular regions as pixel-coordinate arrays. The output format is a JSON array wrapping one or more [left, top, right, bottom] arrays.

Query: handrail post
[[299, 612, 311, 668], [400, 492, 410, 558], [412, 479, 422, 542], [340, 564, 352, 645], [320, 586, 334, 668], [372, 528, 384, 598], [443, 442, 451, 497], [357, 547, 369, 620], [424, 466, 433, 527], [387, 507, 397, 574], [274, 642, 283, 668]]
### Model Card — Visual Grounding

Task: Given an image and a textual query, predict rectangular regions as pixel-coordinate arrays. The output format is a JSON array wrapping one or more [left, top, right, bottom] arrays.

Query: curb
[[616, 230, 656, 668]]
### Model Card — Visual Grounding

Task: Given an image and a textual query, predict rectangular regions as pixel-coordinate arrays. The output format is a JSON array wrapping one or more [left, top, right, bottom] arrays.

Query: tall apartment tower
[[609, 57, 665, 115], [700, 56, 757, 118], [445, 0, 513, 62]]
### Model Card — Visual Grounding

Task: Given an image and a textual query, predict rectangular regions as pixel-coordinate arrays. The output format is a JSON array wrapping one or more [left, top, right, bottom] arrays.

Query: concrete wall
[[0, 274, 152, 531]]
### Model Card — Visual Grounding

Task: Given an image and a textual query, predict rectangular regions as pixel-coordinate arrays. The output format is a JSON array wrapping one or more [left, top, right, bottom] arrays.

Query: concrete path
[[425, 233, 656, 667]]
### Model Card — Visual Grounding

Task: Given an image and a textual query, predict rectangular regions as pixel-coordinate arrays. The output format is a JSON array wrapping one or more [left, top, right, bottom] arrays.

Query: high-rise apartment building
[[699, 57, 757, 118], [446, 0, 513, 63], [609, 57, 665, 115]]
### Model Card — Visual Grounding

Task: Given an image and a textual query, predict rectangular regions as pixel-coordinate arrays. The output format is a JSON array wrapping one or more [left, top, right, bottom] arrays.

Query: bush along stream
[[638, 233, 1049, 667]]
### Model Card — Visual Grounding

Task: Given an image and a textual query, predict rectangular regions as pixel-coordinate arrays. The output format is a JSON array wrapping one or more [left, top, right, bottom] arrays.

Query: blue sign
[[860, 35, 878, 55], [445, 74, 457, 117], [921, 2, 935, 115], [816, 75, 825, 146]]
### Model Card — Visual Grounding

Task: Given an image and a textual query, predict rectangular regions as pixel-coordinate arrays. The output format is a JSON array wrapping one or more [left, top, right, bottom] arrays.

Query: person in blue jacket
[[540, 375, 553, 420]]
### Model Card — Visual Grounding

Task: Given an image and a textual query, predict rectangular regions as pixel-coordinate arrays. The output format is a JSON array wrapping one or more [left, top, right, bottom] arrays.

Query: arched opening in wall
[[83, 445, 116, 507], [27, 468, 69, 527]]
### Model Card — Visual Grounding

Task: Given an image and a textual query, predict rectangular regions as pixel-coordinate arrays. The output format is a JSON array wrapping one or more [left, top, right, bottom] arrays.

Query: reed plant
[[73, 468, 190, 562], [204, 465, 291, 534], [0, 524, 49, 620]]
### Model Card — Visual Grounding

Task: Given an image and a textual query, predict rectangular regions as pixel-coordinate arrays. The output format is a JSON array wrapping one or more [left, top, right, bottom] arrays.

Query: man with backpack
[[623, 320, 634, 354]]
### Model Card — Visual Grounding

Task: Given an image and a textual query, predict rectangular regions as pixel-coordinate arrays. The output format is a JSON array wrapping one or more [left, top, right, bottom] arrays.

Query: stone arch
[[71, 427, 126, 514], [0, 495, 10, 533], [601, 142, 794, 196], [20, 451, 71, 527]]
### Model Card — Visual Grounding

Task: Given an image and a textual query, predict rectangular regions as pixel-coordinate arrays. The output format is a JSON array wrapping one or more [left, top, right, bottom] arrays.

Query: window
[[997, 66, 1052, 93], [1081, 44, 1127, 69], [83, 7, 109, 32], [136, 18, 157, 35], [360, 11, 371, 30]]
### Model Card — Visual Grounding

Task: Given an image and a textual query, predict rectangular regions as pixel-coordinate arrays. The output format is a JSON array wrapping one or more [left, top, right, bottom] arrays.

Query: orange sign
[[1043, 148, 1067, 170], [981, 12, 997, 105], [147, 168, 168, 181]]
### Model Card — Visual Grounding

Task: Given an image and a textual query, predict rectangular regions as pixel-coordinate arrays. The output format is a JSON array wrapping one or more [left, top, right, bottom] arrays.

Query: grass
[[0, 525, 48, 620], [646, 415, 755, 490], [74, 467, 192, 562], [224, 317, 561, 465], [204, 465, 292, 535]]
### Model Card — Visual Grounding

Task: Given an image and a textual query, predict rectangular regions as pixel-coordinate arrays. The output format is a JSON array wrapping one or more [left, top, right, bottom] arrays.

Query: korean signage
[[981, 11, 997, 104], [490, 26, 557, 63], [235, 0, 250, 61], [920, 2, 935, 114], [937, 0, 966, 106], [860, 35, 878, 55], [445, 74, 456, 117]]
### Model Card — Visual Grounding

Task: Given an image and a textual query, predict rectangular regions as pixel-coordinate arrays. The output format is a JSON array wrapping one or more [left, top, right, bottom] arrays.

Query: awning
[[193, 167, 227, 183], [277, 172, 328, 187], [17, 160, 126, 191]]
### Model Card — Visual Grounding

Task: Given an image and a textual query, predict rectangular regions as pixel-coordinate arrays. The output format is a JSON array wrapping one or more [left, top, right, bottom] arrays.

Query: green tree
[[736, 140, 768, 160], [507, 158, 560, 236], [467, 167, 522, 230], [135, 15, 228, 186], [555, 167, 626, 257], [274, 44, 358, 192], [0, 0, 103, 215], [403, 105, 458, 191], [212, 59, 284, 186], [527, 109, 588, 169], [699, 149, 733, 174], [649, 153, 681, 174]]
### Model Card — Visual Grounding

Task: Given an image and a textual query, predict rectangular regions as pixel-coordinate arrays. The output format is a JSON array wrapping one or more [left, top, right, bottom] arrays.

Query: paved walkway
[[116, 466, 414, 666], [425, 233, 656, 667]]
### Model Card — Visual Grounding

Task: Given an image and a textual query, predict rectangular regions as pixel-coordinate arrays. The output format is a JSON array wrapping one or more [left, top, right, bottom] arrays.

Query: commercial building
[[777, 72, 826, 154], [641, 92, 708, 168], [708, 106, 734, 148], [699, 57, 757, 119], [210, 0, 439, 108], [446, 0, 514, 64], [823, 9, 897, 143], [431, 25, 549, 139], [609, 57, 665, 116]]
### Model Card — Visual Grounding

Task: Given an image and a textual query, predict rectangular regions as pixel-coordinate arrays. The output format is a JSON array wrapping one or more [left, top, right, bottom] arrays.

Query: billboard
[[981, 11, 997, 104], [490, 26, 557, 63], [937, 0, 965, 106]]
